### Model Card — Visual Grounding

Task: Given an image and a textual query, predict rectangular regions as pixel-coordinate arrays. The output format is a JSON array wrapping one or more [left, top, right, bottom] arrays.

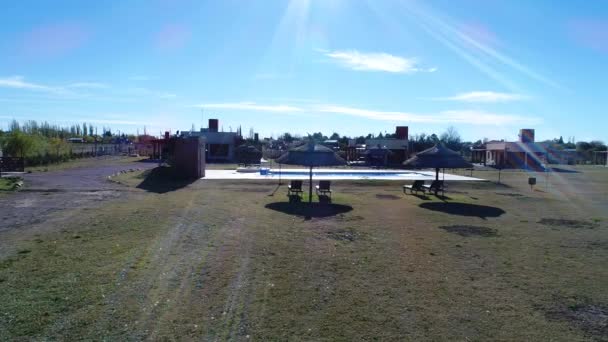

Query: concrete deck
[[203, 169, 484, 181]]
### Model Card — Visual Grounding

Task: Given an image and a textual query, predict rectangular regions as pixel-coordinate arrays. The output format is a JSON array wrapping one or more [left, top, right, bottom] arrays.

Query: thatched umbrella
[[235, 144, 262, 165], [403, 144, 473, 180], [276, 142, 346, 203], [364, 145, 394, 166]]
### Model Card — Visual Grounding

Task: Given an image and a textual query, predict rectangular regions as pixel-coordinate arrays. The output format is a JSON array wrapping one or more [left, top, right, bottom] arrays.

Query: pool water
[[203, 168, 483, 181]]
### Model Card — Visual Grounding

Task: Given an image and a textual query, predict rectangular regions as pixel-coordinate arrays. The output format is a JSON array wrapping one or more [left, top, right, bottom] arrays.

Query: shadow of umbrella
[[265, 202, 353, 220], [419, 202, 505, 219]]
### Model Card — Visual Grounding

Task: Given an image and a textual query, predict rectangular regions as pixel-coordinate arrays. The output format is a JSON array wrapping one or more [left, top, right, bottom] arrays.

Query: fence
[[0, 157, 25, 172]]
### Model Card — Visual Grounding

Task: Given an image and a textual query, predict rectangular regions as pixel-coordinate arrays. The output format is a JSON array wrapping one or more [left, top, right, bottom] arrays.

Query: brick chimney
[[395, 126, 408, 140], [519, 129, 535, 143]]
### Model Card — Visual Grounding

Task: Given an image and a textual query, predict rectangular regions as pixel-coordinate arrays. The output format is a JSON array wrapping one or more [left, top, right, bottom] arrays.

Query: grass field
[[0, 177, 21, 191], [1, 164, 607, 340], [25, 156, 147, 173]]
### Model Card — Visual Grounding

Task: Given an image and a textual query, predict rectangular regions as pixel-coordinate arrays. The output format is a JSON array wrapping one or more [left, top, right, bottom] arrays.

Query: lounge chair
[[423, 180, 445, 195], [315, 180, 332, 198], [403, 180, 425, 194], [288, 180, 303, 197]]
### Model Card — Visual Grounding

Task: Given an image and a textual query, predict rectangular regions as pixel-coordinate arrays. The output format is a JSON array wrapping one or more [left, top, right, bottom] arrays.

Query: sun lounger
[[315, 180, 332, 198], [403, 180, 425, 194], [288, 180, 303, 197], [423, 180, 444, 195]]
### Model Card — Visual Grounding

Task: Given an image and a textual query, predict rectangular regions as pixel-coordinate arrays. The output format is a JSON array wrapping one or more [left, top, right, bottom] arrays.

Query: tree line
[[0, 119, 132, 167]]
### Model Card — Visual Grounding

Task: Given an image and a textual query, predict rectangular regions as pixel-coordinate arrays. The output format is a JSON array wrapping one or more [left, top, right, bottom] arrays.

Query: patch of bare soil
[[538, 218, 598, 229], [438, 225, 498, 237], [375, 194, 401, 200], [336, 214, 364, 222], [546, 302, 608, 340], [239, 188, 272, 193], [495, 192, 524, 197], [326, 228, 362, 242]]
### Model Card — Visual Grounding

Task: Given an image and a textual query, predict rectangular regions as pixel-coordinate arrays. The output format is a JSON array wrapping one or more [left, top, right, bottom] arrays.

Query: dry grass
[[26, 156, 146, 173], [1, 165, 607, 340]]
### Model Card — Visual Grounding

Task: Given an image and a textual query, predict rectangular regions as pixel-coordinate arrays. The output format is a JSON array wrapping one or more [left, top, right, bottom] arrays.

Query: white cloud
[[0, 76, 56, 92], [317, 105, 431, 122], [128, 87, 177, 100], [159, 93, 177, 99], [0, 76, 107, 94], [324, 50, 435, 73], [443, 91, 526, 103], [197, 102, 304, 112], [128, 75, 152, 81], [67, 82, 108, 89], [317, 105, 539, 126], [440, 110, 541, 125], [84, 118, 149, 125], [193, 101, 538, 126]]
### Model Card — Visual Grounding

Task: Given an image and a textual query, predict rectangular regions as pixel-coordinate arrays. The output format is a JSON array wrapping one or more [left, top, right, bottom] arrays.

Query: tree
[[311, 132, 326, 141], [49, 137, 67, 158], [4, 131, 34, 158], [9, 119, 20, 132], [440, 126, 462, 151], [280, 132, 294, 143], [330, 132, 340, 140]]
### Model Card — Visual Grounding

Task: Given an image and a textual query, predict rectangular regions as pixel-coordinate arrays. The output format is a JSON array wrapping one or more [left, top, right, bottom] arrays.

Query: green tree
[[440, 126, 462, 151], [4, 131, 35, 158], [49, 137, 67, 158]]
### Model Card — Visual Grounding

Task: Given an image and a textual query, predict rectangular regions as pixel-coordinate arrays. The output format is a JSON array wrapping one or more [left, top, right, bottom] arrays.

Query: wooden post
[[309, 166, 313, 204]]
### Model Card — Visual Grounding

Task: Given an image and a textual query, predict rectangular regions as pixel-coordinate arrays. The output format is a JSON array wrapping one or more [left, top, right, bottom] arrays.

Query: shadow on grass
[[419, 202, 505, 219], [549, 167, 580, 174], [408, 193, 431, 200], [136, 167, 197, 194], [265, 201, 353, 219]]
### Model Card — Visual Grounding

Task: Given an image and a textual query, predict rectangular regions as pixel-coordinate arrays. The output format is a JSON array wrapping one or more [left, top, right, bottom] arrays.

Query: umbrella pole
[[442, 168, 445, 197], [309, 166, 313, 204], [435, 168, 439, 181]]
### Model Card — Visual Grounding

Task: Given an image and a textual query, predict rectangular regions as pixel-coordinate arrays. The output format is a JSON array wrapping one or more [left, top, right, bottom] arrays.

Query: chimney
[[519, 129, 535, 143], [254, 133, 259, 142], [164, 131, 170, 140], [395, 126, 408, 140], [208, 119, 219, 133]]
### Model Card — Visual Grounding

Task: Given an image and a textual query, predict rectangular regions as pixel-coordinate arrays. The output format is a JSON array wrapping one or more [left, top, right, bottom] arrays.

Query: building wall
[[172, 137, 206, 179], [181, 131, 237, 162]]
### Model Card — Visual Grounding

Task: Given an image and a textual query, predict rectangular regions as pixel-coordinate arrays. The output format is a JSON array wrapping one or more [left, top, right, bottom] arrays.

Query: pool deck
[[203, 168, 484, 181]]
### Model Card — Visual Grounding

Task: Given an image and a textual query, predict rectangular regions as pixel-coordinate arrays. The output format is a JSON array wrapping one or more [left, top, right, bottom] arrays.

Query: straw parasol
[[403, 144, 473, 180], [276, 142, 346, 203]]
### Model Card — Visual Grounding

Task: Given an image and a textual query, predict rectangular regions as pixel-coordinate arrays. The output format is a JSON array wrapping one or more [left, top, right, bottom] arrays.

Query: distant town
[[1, 118, 606, 171]]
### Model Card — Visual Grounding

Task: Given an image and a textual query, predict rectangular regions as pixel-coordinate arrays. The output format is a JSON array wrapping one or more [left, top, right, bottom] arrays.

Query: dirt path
[[0, 159, 155, 233]]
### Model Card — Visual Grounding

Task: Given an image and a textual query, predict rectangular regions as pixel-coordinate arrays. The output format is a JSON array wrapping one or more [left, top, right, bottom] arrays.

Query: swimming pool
[[203, 168, 483, 181], [267, 169, 421, 177]]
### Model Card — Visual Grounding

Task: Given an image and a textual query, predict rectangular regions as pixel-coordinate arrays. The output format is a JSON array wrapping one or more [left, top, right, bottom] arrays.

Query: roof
[[485, 141, 548, 153], [365, 139, 408, 150]]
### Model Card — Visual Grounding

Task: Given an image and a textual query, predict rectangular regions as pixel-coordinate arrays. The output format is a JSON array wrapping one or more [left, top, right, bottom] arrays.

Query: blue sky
[[0, 0, 606, 142]]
